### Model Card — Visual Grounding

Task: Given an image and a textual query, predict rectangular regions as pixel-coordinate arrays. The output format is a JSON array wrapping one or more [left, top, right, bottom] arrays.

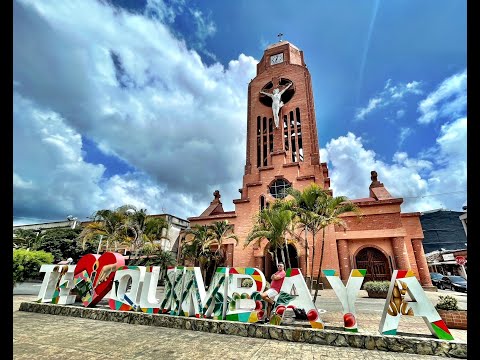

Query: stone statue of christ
[[260, 82, 292, 128]]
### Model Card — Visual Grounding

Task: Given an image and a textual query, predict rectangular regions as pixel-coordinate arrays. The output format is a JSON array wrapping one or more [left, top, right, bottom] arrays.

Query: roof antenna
[[277, 33, 283, 42]]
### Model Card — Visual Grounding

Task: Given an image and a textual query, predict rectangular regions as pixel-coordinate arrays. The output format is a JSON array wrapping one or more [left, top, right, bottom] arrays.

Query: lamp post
[[97, 235, 104, 255], [67, 215, 78, 229]]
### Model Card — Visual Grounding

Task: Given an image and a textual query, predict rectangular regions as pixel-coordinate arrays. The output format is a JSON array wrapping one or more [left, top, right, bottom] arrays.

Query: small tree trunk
[[280, 246, 286, 266], [284, 238, 292, 269], [304, 227, 310, 290], [310, 231, 316, 291], [313, 227, 326, 302]]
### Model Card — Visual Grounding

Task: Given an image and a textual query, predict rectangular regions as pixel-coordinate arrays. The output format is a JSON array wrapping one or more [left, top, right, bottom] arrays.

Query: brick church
[[188, 41, 434, 289]]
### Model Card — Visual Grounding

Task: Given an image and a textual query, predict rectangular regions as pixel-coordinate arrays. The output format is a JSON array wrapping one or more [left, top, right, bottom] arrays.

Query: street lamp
[[67, 215, 78, 229]]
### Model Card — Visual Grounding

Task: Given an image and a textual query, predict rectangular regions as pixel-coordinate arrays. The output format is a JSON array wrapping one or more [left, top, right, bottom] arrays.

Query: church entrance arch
[[355, 247, 391, 284], [264, 243, 298, 280]]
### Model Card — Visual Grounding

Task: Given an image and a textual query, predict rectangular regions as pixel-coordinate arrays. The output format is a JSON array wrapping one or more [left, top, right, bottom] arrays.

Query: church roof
[[266, 40, 299, 51]]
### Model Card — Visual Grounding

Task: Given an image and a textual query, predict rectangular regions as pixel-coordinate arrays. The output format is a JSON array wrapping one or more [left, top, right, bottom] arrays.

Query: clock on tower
[[270, 53, 284, 65]]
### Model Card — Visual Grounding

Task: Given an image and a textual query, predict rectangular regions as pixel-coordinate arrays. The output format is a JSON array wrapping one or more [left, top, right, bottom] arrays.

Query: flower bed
[[363, 281, 390, 298]]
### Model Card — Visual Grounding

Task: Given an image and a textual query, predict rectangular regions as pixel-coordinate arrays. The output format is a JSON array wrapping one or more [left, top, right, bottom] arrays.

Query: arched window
[[269, 178, 291, 199]]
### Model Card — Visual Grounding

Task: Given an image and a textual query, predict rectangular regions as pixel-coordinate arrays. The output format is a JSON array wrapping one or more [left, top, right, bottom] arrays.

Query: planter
[[366, 290, 388, 299], [437, 309, 467, 330]]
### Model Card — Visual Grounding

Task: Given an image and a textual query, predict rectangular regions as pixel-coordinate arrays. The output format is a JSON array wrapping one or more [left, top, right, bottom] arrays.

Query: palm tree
[[144, 217, 170, 245], [117, 205, 148, 258], [182, 224, 213, 281], [312, 195, 361, 302], [206, 220, 239, 274], [245, 200, 294, 269], [13, 229, 41, 250], [286, 184, 328, 289], [77, 207, 130, 252]]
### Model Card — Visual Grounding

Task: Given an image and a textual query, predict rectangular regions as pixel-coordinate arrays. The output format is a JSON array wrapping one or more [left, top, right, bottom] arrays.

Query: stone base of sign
[[437, 310, 467, 330], [19, 301, 466, 358]]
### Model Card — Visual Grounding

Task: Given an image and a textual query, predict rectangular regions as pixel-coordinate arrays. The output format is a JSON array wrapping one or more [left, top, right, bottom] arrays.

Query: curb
[[19, 302, 467, 358]]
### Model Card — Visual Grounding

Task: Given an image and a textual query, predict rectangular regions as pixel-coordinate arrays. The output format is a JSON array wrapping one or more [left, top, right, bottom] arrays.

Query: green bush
[[363, 280, 390, 292], [435, 295, 459, 311], [241, 278, 254, 287], [13, 249, 54, 288]]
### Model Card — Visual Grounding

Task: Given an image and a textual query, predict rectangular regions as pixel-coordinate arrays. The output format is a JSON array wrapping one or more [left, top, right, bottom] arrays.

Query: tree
[[312, 194, 361, 302], [77, 207, 130, 252], [286, 184, 329, 289], [181, 224, 213, 281], [206, 220, 239, 274], [13, 249, 54, 287], [13, 229, 41, 250], [118, 206, 171, 259], [36, 227, 84, 263], [128, 243, 176, 283], [245, 200, 295, 268], [143, 217, 170, 245]]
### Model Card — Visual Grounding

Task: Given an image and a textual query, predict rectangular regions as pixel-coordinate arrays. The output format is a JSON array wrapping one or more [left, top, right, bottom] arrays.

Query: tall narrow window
[[290, 111, 297, 162], [296, 108, 303, 162], [269, 118, 274, 153], [260, 195, 265, 210], [256, 116, 261, 167], [283, 108, 304, 163]]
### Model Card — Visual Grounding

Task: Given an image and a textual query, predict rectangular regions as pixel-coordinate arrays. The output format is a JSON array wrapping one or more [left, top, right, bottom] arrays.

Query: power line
[[401, 190, 466, 199]]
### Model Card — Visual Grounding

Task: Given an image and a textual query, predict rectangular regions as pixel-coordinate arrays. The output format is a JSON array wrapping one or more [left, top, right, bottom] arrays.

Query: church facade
[[188, 41, 434, 289]]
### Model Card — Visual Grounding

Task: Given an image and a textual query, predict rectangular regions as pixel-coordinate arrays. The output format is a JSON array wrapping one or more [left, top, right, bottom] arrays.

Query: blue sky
[[13, 0, 467, 225]]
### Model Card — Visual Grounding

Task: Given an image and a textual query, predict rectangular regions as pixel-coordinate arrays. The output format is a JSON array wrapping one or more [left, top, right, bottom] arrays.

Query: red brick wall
[[437, 310, 467, 330], [336, 213, 403, 232]]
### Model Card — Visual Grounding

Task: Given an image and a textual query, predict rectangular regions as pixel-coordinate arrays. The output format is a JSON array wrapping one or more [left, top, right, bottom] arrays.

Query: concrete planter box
[[437, 309, 467, 330]]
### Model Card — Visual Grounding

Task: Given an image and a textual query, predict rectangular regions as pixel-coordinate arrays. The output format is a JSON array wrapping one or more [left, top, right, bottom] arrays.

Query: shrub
[[363, 280, 390, 292], [13, 249, 54, 288], [241, 278, 254, 287], [435, 295, 459, 311]]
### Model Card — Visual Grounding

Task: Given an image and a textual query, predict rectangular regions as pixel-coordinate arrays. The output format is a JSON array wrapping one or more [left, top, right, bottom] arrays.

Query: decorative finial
[[277, 33, 283, 42], [369, 170, 383, 189], [210, 190, 221, 204]]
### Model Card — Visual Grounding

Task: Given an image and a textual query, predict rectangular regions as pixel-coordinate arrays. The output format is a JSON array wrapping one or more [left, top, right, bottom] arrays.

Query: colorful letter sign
[[379, 270, 454, 340], [34, 253, 455, 339], [323, 269, 366, 332]]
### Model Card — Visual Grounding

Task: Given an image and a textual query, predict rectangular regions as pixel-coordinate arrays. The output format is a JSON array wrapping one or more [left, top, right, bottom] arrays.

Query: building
[[421, 208, 467, 278], [188, 41, 434, 290], [13, 218, 79, 232], [420, 208, 467, 254]]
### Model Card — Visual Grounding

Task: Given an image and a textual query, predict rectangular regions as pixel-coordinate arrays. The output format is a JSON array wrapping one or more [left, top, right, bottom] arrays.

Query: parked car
[[438, 275, 467, 292], [430, 272, 444, 288]]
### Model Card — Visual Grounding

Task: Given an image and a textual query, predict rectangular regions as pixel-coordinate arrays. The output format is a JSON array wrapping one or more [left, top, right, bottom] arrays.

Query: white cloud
[[355, 98, 382, 120], [13, 0, 257, 223], [417, 70, 466, 124], [321, 122, 466, 213], [190, 9, 216, 40], [355, 78, 423, 121], [398, 127, 412, 147]]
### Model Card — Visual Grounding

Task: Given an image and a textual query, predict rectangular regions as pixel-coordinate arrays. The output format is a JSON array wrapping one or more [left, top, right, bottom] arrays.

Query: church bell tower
[[236, 41, 330, 205]]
